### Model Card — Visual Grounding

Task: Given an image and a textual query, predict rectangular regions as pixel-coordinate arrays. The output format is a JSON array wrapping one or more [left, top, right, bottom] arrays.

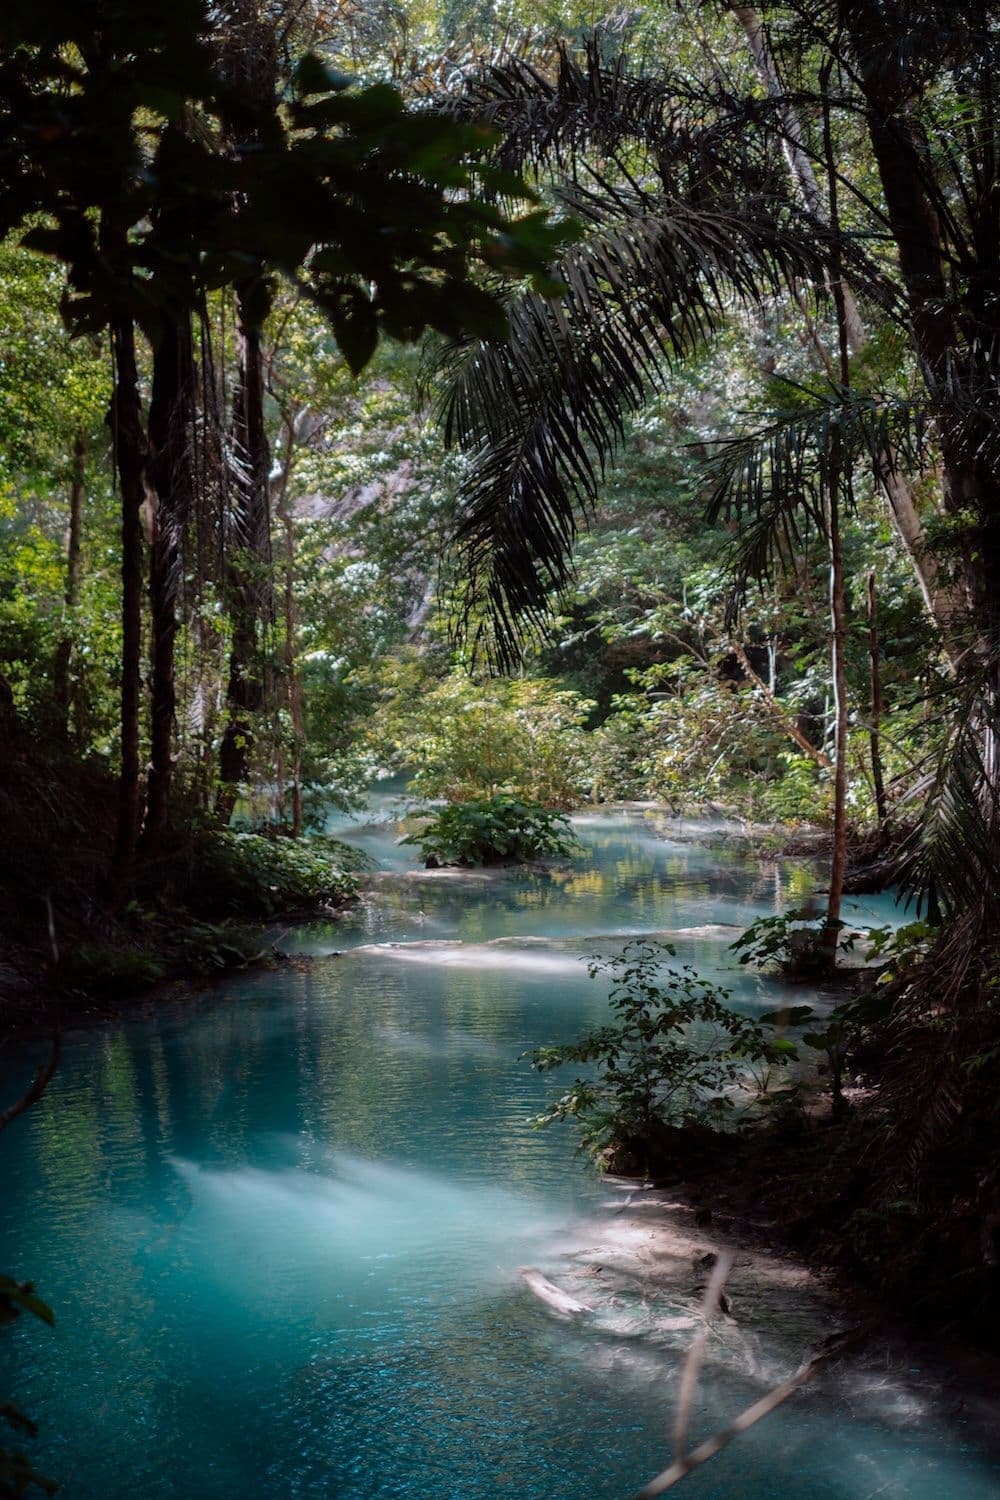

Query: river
[[1, 795, 997, 1498]]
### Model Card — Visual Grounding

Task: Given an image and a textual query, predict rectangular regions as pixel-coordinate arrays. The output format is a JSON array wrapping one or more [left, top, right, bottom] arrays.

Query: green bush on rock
[[402, 795, 580, 867]]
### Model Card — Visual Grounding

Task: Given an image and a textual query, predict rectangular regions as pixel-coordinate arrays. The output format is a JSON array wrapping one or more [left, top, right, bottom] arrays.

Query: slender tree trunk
[[141, 317, 195, 854], [822, 446, 850, 963], [819, 65, 850, 968], [216, 303, 272, 823], [276, 415, 304, 837], [214, 6, 280, 826], [52, 431, 86, 738], [731, 5, 866, 349], [0, 669, 16, 737], [731, 3, 962, 662], [856, 50, 992, 636], [866, 569, 889, 835], [110, 320, 150, 895]]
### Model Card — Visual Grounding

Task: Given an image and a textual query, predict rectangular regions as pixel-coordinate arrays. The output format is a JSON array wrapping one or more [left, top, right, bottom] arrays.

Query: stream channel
[[2, 792, 999, 1498]]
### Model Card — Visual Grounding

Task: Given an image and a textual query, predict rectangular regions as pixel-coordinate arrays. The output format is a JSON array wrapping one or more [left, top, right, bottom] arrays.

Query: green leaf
[[328, 292, 379, 377]]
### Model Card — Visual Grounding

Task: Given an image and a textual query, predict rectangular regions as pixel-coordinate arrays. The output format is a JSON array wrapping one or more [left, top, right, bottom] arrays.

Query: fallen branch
[[731, 641, 832, 770], [672, 1251, 734, 1463], [520, 1267, 593, 1316], [0, 1034, 61, 1134], [637, 1355, 820, 1496], [635, 1253, 861, 1496]]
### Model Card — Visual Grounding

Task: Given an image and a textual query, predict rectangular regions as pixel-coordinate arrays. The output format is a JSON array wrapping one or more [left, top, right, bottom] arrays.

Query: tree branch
[[0, 1034, 61, 1134], [731, 640, 832, 768]]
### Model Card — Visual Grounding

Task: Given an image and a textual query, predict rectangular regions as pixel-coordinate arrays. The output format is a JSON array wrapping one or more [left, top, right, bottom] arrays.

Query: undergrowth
[[0, 743, 359, 1024]]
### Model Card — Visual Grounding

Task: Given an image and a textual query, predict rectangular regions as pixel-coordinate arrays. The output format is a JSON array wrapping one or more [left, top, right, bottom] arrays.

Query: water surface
[[1, 800, 996, 1498]]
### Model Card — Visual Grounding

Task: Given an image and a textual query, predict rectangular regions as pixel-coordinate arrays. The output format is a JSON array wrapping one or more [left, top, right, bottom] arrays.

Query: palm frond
[[439, 37, 707, 173], [895, 660, 1000, 918], [704, 389, 940, 613], [439, 32, 837, 189], [441, 179, 826, 667]]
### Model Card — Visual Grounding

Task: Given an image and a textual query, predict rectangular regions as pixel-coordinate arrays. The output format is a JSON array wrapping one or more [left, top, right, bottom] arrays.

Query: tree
[[433, 10, 1000, 1232], [0, 0, 569, 883]]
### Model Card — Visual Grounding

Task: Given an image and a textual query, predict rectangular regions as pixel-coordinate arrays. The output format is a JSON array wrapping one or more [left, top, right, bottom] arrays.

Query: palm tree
[[435, 8, 1000, 1242], [434, 29, 885, 960], [437, 36, 842, 664]]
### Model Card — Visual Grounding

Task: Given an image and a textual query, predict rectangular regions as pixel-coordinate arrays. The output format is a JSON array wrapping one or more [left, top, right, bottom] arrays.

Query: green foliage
[[735, 910, 939, 987], [758, 979, 897, 1115], [62, 920, 268, 992], [402, 795, 579, 866], [376, 664, 595, 807], [1, 1277, 57, 1496], [0, 239, 107, 488], [731, 906, 847, 977], [173, 921, 267, 976], [60, 943, 169, 999], [178, 832, 358, 918], [529, 940, 792, 1169], [52, 831, 362, 996], [1, 2, 572, 359], [863, 919, 938, 973]]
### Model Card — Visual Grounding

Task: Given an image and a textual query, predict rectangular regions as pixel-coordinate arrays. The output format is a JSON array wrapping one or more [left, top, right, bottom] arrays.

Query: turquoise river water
[[2, 795, 998, 1498]]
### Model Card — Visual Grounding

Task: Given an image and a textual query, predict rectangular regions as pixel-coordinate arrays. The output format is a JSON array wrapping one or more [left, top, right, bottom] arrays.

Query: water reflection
[[0, 801, 995, 1499]]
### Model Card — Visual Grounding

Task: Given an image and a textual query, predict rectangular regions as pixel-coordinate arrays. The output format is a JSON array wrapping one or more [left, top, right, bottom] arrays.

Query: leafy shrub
[[733, 910, 938, 982], [174, 921, 266, 975], [529, 940, 793, 1171], [373, 664, 595, 808], [402, 795, 580, 866], [60, 943, 168, 998], [592, 649, 834, 820], [169, 831, 358, 917], [730, 906, 844, 978]]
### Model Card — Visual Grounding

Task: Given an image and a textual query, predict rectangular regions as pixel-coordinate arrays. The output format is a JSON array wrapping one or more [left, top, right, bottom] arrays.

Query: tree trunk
[[731, 5, 866, 349], [52, 431, 86, 738], [109, 320, 150, 896], [822, 444, 850, 964], [216, 301, 273, 824], [141, 317, 195, 854], [0, 669, 16, 737], [866, 569, 889, 834], [818, 66, 850, 968], [274, 410, 304, 836], [731, 3, 962, 663], [213, 7, 280, 826]]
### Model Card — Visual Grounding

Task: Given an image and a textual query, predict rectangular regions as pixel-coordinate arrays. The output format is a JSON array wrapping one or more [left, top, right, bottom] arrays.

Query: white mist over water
[[170, 1152, 571, 1294]]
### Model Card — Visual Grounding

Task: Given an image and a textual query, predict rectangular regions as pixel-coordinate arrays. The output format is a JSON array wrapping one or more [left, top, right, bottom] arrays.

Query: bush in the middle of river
[[402, 794, 580, 866]]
